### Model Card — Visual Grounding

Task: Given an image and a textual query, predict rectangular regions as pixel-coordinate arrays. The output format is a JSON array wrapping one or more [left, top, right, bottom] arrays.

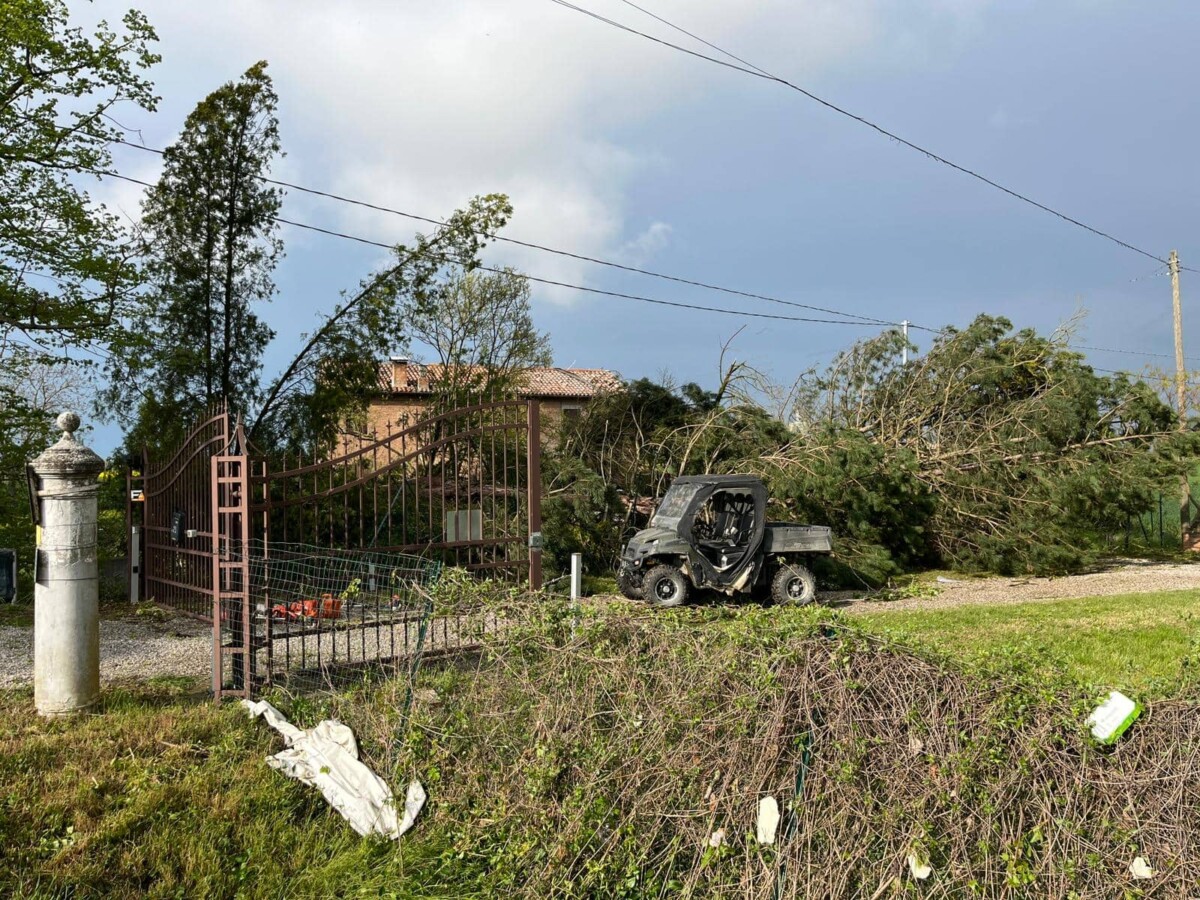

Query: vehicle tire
[[616, 565, 643, 600], [772, 563, 817, 606], [643, 564, 689, 608]]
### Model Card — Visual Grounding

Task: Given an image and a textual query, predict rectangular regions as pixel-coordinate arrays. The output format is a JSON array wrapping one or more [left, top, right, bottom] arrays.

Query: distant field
[[855, 588, 1200, 697]]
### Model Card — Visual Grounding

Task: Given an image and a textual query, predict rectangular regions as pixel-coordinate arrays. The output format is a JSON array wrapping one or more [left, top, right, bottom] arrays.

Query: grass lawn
[[2, 590, 1197, 896], [0, 678, 442, 899], [854, 588, 1200, 697]]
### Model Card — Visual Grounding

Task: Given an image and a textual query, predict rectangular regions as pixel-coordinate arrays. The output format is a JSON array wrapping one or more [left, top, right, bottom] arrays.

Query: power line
[[1071, 343, 1200, 365], [89, 167, 886, 328], [109, 138, 896, 327], [548, 0, 1171, 266], [82, 157, 1188, 343], [1092, 366, 1200, 388]]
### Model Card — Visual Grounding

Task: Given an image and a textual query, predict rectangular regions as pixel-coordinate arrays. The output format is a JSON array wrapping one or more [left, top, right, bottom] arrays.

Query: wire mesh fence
[[1126, 484, 1200, 551], [213, 541, 503, 696]]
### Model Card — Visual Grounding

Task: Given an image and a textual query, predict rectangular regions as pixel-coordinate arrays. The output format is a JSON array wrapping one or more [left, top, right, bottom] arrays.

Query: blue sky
[[83, 0, 1200, 453]]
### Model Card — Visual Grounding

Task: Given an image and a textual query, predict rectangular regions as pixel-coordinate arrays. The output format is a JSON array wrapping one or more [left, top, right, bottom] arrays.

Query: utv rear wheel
[[617, 566, 643, 600], [643, 564, 689, 608], [772, 564, 817, 606]]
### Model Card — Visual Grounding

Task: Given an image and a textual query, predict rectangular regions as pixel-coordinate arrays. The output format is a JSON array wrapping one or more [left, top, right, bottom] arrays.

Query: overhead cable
[[109, 138, 895, 327], [548, 0, 1170, 266], [88, 167, 886, 328]]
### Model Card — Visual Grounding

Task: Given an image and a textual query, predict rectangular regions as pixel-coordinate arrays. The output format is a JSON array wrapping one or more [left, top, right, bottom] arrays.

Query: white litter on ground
[[907, 852, 932, 880], [1129, 856, 1155, 880], [1087, 691, 1142, 744], [756, 796, 780, 845], [242, 699, 424, 840]]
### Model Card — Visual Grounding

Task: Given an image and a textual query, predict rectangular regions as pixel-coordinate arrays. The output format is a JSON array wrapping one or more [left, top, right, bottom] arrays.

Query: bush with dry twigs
[[297, 598, 1199, 898]]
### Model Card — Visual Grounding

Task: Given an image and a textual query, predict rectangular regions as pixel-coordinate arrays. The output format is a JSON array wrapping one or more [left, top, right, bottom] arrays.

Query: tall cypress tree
[[110, 61, 282, 452]]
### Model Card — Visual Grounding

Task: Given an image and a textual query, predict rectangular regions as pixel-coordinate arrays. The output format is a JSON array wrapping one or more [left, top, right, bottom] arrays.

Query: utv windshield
[[650, 483, 703, 530]]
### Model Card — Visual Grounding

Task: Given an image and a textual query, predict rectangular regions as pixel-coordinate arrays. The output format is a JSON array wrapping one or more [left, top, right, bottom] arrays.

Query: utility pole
[[901, 320, 910, 365], [1171, 250, 1191, 548]]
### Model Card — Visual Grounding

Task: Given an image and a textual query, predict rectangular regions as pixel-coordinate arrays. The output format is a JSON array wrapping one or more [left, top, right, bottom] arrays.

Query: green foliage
[[0, 0, 159, 347], [401, 266, 552, 401], [106, 61, 282, 455], [792, 315, 1196, 575], [251, 194, 515, 450]]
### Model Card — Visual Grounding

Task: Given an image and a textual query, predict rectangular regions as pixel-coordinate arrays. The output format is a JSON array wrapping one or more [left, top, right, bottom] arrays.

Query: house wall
[[337, 396, 587, 457]]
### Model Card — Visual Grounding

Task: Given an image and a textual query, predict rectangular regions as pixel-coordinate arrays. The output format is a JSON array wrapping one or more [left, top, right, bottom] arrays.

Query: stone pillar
[[31, 412, 105, 717]]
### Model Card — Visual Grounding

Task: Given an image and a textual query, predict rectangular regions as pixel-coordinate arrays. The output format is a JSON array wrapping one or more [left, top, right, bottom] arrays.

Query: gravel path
[[835, 558, 1200, 614], [5, 560, 1197, 688], [0, 606, 492, 690], [0, 611, 210, 689]]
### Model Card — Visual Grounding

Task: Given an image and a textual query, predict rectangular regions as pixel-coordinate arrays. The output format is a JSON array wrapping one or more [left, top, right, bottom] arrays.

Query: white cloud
[[619, 221, 673, 266], [89, 0, 994, 302]]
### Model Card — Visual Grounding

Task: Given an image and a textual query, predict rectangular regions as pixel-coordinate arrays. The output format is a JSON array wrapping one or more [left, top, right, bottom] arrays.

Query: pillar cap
[[30, 410, 104, 477]]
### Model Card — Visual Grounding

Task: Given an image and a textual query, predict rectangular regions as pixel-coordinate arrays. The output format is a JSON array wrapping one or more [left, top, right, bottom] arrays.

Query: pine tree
[[110, 61, 282, 451]]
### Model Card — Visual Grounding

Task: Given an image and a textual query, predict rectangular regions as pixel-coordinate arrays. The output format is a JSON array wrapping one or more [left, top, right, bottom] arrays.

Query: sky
[[80, 0, 1200, 453]]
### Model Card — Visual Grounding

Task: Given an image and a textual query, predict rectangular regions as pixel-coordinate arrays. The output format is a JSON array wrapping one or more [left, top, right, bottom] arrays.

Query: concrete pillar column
[[31, 411, 105, 717]]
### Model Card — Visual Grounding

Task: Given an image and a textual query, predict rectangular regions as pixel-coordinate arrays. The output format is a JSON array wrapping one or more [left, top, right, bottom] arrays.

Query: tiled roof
[[382, 362, 622, 399]]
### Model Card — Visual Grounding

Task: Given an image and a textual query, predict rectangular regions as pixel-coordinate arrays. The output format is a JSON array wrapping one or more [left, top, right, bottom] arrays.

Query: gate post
[[212, 449, 252, 699], [30, 412, 105, 717], [527, 400, 543, 590]]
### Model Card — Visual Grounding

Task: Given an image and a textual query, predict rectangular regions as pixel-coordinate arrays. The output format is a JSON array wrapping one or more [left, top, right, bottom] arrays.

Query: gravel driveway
[[0, 610, 210, 689], [6, 560, 1198, 688], [835, 558, 1200, 614]]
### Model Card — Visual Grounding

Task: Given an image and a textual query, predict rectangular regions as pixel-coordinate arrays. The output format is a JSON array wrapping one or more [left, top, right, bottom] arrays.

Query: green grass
[[0, 602, 33, 627], [855, 588, 1200, 697], [2, 590, 1198, 897], [0, 678, 441, 899]]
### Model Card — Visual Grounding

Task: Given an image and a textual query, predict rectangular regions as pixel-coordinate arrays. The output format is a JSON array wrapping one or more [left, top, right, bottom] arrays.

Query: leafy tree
[[0, 0, 158, 347], [400, 265, 551, 401], [251, 194, 516, 448], [106, 61, 281, 453]]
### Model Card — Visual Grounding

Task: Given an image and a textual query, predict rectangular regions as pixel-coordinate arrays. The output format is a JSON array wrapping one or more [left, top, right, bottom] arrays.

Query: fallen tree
[[546, 315, 1199, 579]]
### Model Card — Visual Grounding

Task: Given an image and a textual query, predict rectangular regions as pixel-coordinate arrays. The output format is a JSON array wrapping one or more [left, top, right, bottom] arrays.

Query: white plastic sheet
[[243, 699, 425, 840], [756, 796, 780, 845]]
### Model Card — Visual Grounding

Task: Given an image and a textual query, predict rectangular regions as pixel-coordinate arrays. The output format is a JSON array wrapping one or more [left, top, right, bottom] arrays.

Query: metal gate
[[140, 407, 233, 619], [138, 399, 542, 699]]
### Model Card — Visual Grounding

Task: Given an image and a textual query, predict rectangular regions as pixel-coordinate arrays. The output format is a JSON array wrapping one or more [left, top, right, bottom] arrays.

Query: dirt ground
[[832, 558, 1200, 613]]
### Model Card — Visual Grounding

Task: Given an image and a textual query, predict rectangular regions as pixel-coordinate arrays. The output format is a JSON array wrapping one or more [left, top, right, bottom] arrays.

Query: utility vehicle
[[617, 475, 832, 607]]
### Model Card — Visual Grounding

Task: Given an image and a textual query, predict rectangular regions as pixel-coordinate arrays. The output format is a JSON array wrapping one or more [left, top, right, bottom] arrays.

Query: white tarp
[[243, 699, 425, 840]]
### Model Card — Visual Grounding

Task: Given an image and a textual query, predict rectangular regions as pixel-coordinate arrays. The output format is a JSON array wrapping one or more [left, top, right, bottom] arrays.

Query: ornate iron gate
[[141, 408, 232, 619], [139, 399, 542, 699]]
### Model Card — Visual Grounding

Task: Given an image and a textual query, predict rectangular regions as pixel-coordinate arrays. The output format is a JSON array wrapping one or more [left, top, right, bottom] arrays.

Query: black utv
[[617, 475, 832, 607]]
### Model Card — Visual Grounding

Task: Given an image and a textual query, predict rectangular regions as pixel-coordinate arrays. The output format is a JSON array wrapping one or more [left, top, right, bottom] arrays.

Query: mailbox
[[0, 549, 15, 602], [170, 510, 186, 545]]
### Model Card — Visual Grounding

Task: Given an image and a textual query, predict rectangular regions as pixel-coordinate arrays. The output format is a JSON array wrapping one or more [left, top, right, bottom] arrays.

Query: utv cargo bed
[[763, 524, 833, 554]]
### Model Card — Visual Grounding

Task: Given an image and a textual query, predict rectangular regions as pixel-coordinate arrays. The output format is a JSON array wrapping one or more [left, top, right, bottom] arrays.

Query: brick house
[[363, 359, 622, 435]]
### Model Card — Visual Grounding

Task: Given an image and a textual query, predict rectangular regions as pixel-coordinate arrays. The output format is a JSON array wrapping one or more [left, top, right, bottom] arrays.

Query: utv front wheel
[[643, 565, 689, 608], [772, 564, 817, 606], [616, 566, 643, 600]]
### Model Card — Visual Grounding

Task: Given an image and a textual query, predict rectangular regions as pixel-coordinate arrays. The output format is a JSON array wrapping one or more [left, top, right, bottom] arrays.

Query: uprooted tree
[[546, 315, 1197, 579], [766, 315, 1197, 575]]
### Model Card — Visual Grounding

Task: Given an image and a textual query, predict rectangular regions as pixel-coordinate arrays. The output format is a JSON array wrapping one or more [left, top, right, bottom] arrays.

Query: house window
[[562, 404, 582, 420]]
